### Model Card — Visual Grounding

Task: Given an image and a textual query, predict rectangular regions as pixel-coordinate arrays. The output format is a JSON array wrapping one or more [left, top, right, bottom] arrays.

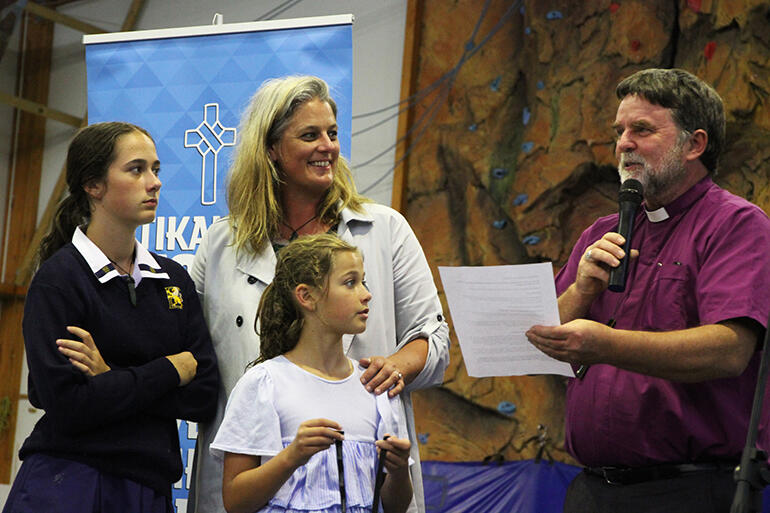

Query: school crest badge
[[165, 287, 183, 310]]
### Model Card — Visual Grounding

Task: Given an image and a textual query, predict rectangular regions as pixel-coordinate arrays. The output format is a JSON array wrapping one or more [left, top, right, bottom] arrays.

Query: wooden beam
[[0, 282, 27, 300], [13, 147, 73, 287], [391, 0, 424, 214], [120, 0, 147, 32], [0, 91, 83, 128], [24, 1, 107, 34], [15, 0, 146, 286], [0, 12, 53, 484]]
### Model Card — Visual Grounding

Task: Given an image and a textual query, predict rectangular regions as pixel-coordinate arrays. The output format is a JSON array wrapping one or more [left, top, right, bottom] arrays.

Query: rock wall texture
[[405, 0, 770, 464]]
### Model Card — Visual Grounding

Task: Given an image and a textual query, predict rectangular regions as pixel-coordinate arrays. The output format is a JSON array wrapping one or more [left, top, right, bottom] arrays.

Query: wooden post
[[0, 11, 53, 484], [14, 0, 147, 287], [391, 0, 424, 214]]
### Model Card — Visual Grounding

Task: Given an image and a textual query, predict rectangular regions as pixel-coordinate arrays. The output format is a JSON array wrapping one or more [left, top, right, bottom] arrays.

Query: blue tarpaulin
[[422, 460, 581, 512], [422, 460, 770, 512]]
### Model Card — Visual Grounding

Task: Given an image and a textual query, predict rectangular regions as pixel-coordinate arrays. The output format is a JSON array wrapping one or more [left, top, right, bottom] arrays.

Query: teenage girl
[[211, 233, 412, 513], [2, 122, 219, 513]]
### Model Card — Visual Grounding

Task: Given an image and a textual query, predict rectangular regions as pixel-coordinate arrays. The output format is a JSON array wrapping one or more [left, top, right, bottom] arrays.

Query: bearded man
[[526, 68, 770, 512]]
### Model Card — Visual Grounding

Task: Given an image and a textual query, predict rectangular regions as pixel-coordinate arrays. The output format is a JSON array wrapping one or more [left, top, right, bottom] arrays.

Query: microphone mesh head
[[619, 178, 644, 204]]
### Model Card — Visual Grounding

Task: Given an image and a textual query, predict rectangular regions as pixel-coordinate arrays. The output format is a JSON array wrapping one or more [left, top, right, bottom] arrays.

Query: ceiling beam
[[121, 0, 146, 32], [0, 90, 82, 127], [24, 1, 107, 34]]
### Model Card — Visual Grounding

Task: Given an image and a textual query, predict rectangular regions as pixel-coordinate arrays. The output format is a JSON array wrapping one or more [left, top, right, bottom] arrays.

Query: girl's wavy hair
[[36, 122, 153, 266], [226, 75, 368, 256], [251, 233, 358, 366]]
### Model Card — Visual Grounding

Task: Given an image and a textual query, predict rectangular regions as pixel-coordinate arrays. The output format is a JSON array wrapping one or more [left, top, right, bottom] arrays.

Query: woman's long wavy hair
[[36, 122, 153, 266], [252, 233, 358, 366], [227, 75, 368, 256]]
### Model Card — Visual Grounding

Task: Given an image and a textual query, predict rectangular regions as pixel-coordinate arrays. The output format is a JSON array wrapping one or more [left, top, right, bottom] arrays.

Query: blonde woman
[[188, 76, 449, 513]]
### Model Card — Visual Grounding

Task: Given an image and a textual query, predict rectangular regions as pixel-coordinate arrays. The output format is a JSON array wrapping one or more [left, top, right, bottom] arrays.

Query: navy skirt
[[2, 453, 173, 513]]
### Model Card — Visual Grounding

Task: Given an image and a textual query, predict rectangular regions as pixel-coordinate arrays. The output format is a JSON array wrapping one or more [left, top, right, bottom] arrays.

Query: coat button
[[247, 276, 257, 284], [236, 316, 243, 327], [437, 314, 443, 322]]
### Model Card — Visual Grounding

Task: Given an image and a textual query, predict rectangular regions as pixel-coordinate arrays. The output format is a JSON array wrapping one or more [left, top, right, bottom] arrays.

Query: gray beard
[[618, 142, 686, 205]]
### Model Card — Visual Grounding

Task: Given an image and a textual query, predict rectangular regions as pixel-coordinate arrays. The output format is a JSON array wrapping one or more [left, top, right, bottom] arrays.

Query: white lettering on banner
[[173, 420, 198, 512], [139, 216, 221, 253], [189, 216, 208, 249], [185, 447, 195, 489], [166, 217, 190, 251], [187, 421, 198, 439], [155, 217, 166, 250], [174, 467, 183, 489], [175, 498, 188, 513]]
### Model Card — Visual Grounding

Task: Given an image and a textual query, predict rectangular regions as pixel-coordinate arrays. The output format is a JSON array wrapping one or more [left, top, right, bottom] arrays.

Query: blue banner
[[84, 18, 353, 512]]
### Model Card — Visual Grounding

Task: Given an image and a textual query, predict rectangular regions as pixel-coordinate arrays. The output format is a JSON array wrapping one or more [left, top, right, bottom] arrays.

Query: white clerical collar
[[645, 206, 670, 223]]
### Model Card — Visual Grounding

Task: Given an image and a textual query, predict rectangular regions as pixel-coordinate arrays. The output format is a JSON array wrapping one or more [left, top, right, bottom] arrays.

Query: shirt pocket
[[642, 265, 691, 332]]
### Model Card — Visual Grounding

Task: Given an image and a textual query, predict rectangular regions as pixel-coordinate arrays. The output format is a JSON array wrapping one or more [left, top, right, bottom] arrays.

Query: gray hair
[[616, 68, 725, 173]]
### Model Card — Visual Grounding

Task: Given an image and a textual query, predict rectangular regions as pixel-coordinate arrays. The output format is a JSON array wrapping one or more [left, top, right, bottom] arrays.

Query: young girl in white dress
[[211, 233, 413, 513]]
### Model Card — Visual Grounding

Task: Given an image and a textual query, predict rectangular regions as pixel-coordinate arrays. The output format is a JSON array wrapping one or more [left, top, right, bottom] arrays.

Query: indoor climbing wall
[[404, 0, 770, 464]]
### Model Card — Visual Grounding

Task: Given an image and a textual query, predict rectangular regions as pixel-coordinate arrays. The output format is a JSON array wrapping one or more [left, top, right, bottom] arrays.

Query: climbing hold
[[493, 219, 508, 230], [522, 235, 541, 245], [546, 11, 563, 20], [609, 3, 620, 13], [513, 193, 529, 206], [492, 168, 509, 179], [418, 433, 430, 445], [522, 106, 531, 125], [521, 141, 534, 153], [490, 76, 502, 92], [704, 41, 716, 61], [536, 81, 545, 90], [468, 123, 477, 132], [630, 39, 641, 51], [497, 401, 517, 416]]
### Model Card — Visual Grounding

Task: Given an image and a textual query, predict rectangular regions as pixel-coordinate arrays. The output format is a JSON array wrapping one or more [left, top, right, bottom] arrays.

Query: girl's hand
[[285, 418, 344, 467], [359, 356, 405, 397], [376, 434, 411, 474], [56, 326, 110, 376]]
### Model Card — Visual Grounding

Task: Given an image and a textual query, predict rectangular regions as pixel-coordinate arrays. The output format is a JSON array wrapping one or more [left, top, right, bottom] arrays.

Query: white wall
[[1, 0, 406, 506]]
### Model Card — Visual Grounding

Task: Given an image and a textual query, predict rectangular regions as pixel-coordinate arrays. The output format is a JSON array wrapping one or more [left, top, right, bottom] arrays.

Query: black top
[[20, 243, 219, 495]]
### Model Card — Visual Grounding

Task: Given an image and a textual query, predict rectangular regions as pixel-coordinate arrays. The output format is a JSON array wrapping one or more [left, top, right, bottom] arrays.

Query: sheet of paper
[[438, 263, 573, 377]]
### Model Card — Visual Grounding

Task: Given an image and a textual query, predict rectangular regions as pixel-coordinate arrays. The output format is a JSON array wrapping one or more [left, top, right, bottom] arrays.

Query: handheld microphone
[[607, 179, 644, 293]]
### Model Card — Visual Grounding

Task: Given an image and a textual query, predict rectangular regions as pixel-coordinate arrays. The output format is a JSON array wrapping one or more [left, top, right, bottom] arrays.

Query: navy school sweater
[[20, 242, 219, 495]]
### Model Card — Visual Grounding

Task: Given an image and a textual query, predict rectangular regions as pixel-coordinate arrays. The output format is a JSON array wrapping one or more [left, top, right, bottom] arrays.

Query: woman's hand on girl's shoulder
[[56, 326, 110, 376], [286, 418, 344, 467], [358, 356, 405, 397]]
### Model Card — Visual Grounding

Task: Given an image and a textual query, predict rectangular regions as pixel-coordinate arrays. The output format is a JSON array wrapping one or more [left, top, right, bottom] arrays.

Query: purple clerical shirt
[[555, 177, 770, 467]]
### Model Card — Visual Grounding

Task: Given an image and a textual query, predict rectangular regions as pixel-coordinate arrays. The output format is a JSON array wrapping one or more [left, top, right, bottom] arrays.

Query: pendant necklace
[[281, 214, 318, 241]]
